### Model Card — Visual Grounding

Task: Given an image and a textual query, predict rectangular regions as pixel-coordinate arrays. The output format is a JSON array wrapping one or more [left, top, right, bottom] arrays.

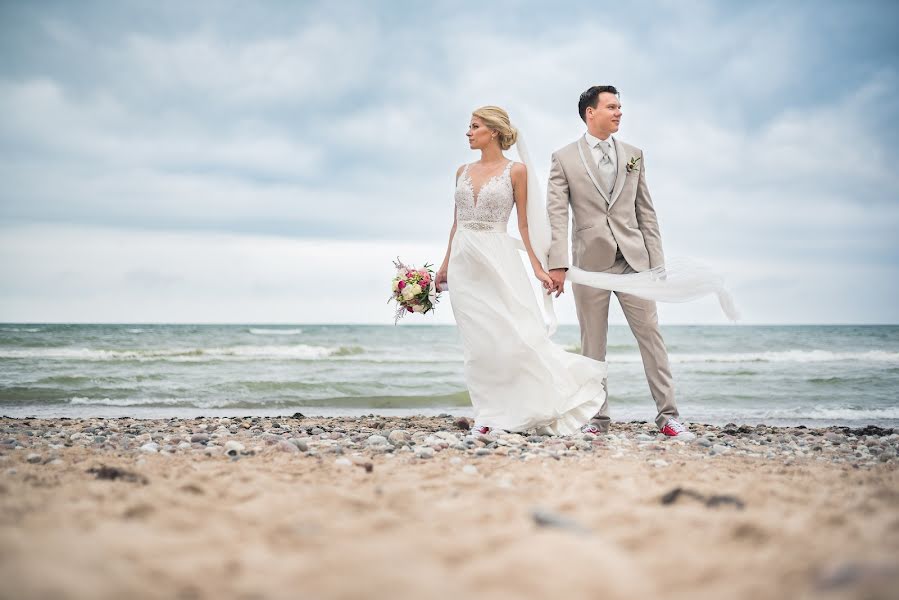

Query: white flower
[[401, 286, 415, 301], [409, 283, 422, 296], [412, 304, 424, 313], [392, 278, 400, 292]]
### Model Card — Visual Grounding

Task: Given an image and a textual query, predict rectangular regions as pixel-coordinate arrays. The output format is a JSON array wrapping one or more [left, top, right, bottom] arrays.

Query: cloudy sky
[[1, 0, 897, 324]]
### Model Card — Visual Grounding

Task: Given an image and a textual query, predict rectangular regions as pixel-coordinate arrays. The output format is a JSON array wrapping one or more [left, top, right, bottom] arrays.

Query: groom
[[546, 85, 694, 440]]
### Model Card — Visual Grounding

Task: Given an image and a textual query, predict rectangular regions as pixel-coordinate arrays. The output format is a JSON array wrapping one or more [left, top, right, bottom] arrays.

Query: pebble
[[636, 433, 654, 442], [415, 447, 435, 459], [462, 464, 478, 475], [367, 435, 388, 447], [224, 441, 245, 456], [140, 442, 159, 453], [276, 440, 299, 454], [26, 453, 41, 464], [531, 509, 590, 534], [190, 433, 209, 444], [387, 430, 407, 445]]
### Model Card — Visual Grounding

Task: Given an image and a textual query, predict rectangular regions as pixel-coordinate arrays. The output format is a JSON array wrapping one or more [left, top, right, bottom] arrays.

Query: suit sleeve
[[546, 153, 571, 270], [634, 151, 665, 269]]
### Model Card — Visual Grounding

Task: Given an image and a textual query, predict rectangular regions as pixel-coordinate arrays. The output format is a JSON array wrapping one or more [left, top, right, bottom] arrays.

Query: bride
[[435, 106, 607, 436]]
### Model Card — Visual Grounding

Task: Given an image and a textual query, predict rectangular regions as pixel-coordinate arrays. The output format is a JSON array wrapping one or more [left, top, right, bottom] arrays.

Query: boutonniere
[[626, 156, 641, 173]]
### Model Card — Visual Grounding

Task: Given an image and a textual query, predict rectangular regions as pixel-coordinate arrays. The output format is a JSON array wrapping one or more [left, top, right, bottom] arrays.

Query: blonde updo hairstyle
[[472, 105, 518, 151]]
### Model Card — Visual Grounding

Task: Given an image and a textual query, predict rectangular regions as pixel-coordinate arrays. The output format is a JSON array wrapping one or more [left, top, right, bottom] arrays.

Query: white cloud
[[1, 223, 894, 325], [0, 224, 452, 323], [125, 23, 380, 105]]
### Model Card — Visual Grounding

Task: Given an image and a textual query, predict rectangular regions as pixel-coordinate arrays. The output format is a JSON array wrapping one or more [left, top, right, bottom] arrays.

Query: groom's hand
[[548, 269, 567, 298]]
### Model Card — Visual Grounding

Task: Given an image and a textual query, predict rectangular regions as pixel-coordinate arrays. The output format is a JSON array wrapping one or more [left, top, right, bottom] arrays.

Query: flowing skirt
[[449, 227, 607, 435]]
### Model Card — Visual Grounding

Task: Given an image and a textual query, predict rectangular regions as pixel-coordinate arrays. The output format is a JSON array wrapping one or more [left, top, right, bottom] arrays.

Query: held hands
[[534, 267, 554, 293], [548, 268, 567, 298]]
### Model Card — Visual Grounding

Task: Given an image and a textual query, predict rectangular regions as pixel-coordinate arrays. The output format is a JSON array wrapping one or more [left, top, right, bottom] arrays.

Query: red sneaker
[[660, 418, 695, 440], [580, 423, 602, 435], [471, 424, 490, 435]]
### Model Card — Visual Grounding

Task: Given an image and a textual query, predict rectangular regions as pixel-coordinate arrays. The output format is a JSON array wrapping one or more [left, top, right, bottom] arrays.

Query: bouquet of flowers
[[390, 258, 440, 323]]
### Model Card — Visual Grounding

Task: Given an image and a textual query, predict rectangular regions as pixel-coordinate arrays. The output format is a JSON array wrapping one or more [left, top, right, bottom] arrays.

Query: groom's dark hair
[[579, 85, 619, 122]]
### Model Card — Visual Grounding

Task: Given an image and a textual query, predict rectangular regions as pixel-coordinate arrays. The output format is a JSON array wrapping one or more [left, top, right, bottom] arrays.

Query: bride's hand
[[534, 268, 554, 293], [436, 266, 448, 291]]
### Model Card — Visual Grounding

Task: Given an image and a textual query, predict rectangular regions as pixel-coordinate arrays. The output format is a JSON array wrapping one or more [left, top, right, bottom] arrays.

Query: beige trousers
[[571, 253, 677, 431]]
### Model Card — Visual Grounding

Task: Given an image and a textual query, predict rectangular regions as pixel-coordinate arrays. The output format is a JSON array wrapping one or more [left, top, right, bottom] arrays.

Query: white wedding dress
[[449, 161, 607, 435]]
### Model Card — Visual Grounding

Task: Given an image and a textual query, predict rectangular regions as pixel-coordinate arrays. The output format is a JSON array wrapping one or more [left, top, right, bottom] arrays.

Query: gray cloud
[[1, 0, 897, 323]]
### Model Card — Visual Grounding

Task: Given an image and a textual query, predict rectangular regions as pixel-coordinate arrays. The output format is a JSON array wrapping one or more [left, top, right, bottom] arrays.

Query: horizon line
[[2, 321, 898, 327]]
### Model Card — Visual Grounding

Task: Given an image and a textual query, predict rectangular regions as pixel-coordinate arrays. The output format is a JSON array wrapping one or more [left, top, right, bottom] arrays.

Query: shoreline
[[3, 409, 898, 430], [2, 415, 898, 599], [2, 414, 897, 467]]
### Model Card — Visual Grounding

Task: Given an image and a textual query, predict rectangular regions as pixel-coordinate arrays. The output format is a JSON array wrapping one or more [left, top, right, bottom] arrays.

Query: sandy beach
[[1, 414, 897, 600]]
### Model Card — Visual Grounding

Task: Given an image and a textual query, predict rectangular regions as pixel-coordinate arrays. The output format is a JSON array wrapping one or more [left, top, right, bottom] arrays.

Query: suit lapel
[[576, 136, 611, 204], [608, 137, 628, 207]]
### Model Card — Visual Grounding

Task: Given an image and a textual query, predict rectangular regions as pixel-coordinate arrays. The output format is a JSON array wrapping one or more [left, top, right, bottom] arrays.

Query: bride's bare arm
[[512, 162, 553, 292], [436, 165, 463, 288]]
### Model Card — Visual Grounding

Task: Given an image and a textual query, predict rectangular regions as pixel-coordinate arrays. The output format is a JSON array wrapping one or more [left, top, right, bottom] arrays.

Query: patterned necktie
[[596, 140, 616, 195]]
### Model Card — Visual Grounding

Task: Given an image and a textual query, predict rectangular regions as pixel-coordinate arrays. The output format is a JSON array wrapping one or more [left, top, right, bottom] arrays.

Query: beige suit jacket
[[547, 135, 664, 273]]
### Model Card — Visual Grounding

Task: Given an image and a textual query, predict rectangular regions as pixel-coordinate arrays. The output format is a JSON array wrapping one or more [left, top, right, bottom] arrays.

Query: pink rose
[[397, 280, 406, 290], [407, 305, 414, 312]]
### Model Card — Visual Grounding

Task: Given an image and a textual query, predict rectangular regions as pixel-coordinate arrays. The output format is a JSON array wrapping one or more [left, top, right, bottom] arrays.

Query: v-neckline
[[464, 161, 511, 208]]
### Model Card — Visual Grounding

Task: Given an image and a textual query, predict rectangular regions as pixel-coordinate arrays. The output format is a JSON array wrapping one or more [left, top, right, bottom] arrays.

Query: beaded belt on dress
[[459, 220, 505, 232]]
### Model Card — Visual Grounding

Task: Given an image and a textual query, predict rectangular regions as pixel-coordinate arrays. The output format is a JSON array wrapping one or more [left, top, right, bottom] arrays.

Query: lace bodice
[[454, 161, 515, 226]]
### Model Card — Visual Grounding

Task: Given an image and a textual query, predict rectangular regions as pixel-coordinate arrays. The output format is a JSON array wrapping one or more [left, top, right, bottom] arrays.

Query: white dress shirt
[[584, 131, 616, 170]]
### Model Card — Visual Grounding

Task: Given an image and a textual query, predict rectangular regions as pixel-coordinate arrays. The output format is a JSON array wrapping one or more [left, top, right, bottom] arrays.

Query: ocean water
[[0, 324, 897, 427]]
